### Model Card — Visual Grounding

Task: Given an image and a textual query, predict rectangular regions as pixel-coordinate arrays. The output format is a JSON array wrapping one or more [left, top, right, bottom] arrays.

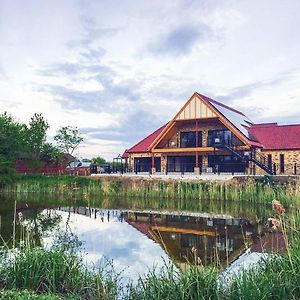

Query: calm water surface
[[0, 195, 276, 282]]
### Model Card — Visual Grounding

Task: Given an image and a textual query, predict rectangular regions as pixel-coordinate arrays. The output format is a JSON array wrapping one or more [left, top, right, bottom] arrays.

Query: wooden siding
[[176, 96, 217, 120]]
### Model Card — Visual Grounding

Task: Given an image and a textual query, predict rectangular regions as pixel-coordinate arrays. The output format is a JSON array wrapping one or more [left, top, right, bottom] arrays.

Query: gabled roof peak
[[196, 92, 246, 116]]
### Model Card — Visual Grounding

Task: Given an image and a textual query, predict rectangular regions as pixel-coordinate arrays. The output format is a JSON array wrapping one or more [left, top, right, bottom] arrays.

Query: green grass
[[0, 290, 60, 300], [2, 175, 300, 206], [128, 208, 300, 300], [0, 225, 300, 299], [0, 246, 120, 300], [224, 244, 300, 300], [126, 242, 300, 300], [127, 265, 219, 300]]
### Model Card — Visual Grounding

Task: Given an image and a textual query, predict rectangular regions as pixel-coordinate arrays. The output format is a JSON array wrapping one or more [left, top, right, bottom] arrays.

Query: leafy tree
[[0, 156, 16, 187], [91, 156, 106, 165], [54, 126, 83, 157], [0, 113, 25, 185], [23, 113, 49, 173], [0, 112, 26, 162], [41, 143, 64, 164]]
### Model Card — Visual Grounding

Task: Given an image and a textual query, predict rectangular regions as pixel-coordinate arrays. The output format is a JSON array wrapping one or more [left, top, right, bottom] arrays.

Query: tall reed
[[0, 204, 300, 299], [2, 175, 300, 206], [0, 234, 120, 299]]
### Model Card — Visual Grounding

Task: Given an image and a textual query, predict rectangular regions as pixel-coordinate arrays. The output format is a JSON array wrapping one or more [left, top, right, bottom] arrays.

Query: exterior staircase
[[248, 149, 275, 175], [215, 144, 275, 175]]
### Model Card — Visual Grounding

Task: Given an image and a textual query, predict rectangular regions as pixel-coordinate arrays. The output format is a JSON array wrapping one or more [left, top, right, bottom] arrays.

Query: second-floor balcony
[[162, 130, 238, 150]]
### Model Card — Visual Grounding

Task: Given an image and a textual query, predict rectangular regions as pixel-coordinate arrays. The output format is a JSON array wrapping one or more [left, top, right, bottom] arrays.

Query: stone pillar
[[203, 155, 208, 169], [151, 153, 155, 174], [161, 155, 167, 174], [194, 167, 200, 175], [129, 156, 134, 173]]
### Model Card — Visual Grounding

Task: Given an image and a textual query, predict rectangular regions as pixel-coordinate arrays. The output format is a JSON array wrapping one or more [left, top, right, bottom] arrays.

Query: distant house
[[16, 153, 77, 175], [15, 160, 64, 175], [124, 92, 300, 175]]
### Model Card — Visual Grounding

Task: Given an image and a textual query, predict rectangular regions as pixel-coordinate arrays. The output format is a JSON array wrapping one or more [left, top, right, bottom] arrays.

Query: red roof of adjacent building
[[127, 123, 168, 153], [248, 124, 300, 150]]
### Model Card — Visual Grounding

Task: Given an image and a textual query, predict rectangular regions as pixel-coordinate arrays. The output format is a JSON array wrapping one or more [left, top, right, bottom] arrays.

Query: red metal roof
[[121, 149, 129, 159], [127, 123, 168, 153], [248, 124, 300, 150]]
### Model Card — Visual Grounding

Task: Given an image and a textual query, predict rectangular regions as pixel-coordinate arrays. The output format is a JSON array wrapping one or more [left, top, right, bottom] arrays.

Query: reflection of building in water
[[59, 207, 125, 222], [124, 211, 258, 267], [57, 207, 260, 267]]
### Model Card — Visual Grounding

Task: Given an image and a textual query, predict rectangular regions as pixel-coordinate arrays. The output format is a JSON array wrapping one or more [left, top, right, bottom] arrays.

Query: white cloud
[[1, 0, 300, 159]]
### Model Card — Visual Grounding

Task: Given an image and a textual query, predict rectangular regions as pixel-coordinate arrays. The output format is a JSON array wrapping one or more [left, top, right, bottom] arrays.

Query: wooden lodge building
[[123, 92, 300, 175]]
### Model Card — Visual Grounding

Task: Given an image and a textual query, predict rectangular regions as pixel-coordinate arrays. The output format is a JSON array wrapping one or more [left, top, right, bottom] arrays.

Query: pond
[[0, 194, 284, 284]]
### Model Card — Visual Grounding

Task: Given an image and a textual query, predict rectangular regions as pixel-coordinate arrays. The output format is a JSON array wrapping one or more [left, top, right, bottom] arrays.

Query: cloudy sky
[[1, 0, 300, 160]]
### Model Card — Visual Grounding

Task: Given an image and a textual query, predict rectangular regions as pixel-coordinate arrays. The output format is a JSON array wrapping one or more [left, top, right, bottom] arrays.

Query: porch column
[[151, 153, 156, 174], [194, 155, 200, 175], [203, 155, 208, 173], [161, 155, 167, 174], [194, 120, 200, 175]]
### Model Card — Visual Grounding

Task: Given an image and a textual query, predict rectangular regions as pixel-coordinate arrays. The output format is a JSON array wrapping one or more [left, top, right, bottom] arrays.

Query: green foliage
[[255, 175, 275, 187], [0, 111, 82, 178], [0, 247, 119, 300], [0, 156, 16, 187], [0, 198, 299, 299], [109, 181, 122, 194], [24, 113, 49, 159], [0, 290, 59, 299], [2, 176, 300, 206], [0, 112, 26, 161], [0, 113, 25, 185], [1, 243, 300, 300], [225, 243, 300, 300], [128, 265, 219, 300], [41, 143, 64, 164], [92, 156, 106, 165], [54, 126, 83, 156], [23, 113, 49, 173]]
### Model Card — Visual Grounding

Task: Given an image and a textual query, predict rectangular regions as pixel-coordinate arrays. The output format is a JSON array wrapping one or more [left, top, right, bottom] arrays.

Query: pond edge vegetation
[[1, 175, 300, 206], [0, 205, 299, 300]]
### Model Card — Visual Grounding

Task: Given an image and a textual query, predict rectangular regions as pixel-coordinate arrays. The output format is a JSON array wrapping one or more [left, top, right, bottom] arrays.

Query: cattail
[[268, 217, 282, 231], [272, 199, 285, 214]]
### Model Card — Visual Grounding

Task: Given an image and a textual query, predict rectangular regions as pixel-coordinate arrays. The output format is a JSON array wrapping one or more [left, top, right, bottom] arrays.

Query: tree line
[[0, 112, 83, 185]]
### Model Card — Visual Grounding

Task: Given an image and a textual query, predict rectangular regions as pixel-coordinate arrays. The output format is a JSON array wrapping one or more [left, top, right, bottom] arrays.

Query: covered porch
[[132, 149, 249, 175]]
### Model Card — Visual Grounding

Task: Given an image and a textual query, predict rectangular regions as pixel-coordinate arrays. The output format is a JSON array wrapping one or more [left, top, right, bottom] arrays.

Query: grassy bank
[[128, 243, 300, 300], [0, 216, 300, 300], [1, 175, 300, 206], [0, 246, 119, 300]]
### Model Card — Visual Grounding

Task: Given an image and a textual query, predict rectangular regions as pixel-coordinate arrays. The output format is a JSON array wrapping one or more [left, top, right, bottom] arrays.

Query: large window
[[280, 154, 285, 174], [167, 155, 202, 173], [208, 155, 245, 173], [267, 154, 272, 171], [208, 130, 232, 147], [180, 131, 202, 148], [134, 157, 161, 173]]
